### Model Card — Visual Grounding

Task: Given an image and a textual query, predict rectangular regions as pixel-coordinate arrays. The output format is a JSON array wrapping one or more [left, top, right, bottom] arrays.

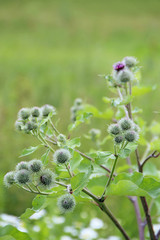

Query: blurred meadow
[[0, 0, 160, 239]]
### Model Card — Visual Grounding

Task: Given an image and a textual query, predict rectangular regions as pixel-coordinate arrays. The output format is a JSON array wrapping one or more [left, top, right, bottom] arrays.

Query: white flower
[[52, 216, 65, 224], [64, 226, 78, 236], [0, 214, 27, 232], [107, 236, 121, 240], [80, 228, 98, 240], [153, 224, 160, 234], [90, 218, 104, 229], [61, 236, 72, 240], [33, 225, 41, 232], [30, 209, 46, 220]]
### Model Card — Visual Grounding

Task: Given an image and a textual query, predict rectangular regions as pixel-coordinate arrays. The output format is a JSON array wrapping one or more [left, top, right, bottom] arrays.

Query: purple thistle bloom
[[113, 62, 125, 71]]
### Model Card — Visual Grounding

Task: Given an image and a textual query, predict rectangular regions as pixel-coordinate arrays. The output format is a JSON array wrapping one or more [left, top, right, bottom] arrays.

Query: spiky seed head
[[108, 124, 121, 135], [41, 104, 55, 117], [70, 106, 77, 114], [123, 56, 138, 68], [57, 194, 76, 213], [53, 149, 71, 164], [113, 62, 125, 71], [125, 131, 139, 142], [25, 121, 37, 132], [74, 98, 82, 106], [18, 108, 30, 120], [31, 107, 40, 117], [16, 161, 29, 171], [89, 128, 101, 140], [15, 121, 23, 131], [133, 124, 141, 133], [28, 159, 43, 173], [15, 170, 30, 184], [3, 171, 15, 188], [117, 69, 134, 83], [38, 169, 55, 189], [114, 135, 124, 145], [57, 134, 67, 143], [119, 118, 133, 131]]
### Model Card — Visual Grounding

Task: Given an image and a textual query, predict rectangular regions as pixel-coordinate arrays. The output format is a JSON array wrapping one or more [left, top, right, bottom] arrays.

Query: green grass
[[0, 0, 160, 221]]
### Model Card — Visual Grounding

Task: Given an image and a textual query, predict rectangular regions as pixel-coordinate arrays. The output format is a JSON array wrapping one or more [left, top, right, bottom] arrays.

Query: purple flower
[[113, 62, 125, 71]]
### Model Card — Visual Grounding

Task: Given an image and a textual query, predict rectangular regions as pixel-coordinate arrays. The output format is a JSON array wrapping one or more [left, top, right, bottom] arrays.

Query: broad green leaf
[[84, 104, 113, 119], [20, 208, 35, 219], [150, 139, 160, 151], [132, 86, 152, 97], [106, 172, 160, 198], [19, 145, 42, 157], [32, 195, 47, 211], [0, 225, 31, 240], [150, 121, 160, 134], [71, 165, 92, 195], [67, 137, 81, 148], [41, 149, 50, 165], [70, 151, 83, 171], [95, 151, 115, 165], [119, 143, 137, 158], [78, 159, 92, 172], [68, 112, 93, 131]]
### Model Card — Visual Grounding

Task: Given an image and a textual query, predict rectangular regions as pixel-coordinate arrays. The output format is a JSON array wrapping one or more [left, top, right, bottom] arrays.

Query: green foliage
[[3, 56, 160, 240]]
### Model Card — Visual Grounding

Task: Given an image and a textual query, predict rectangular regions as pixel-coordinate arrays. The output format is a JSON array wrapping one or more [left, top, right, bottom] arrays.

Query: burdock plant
[[4, 57, 160, 240]]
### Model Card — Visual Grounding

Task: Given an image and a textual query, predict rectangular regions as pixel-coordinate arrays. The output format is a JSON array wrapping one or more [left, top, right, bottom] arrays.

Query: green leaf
[[20, 208, 35, 219], [70, 151, 83, 171], [71, 165, 92, 195], [41, 149, 50, 165], [67, 137, 81, 148], [95, 151, 115, 165], [68, 112, 93, 131], [19, 145, 42, 157], [32, 195, 47, 211], [150, 139, 160, 151], [0, 225, 31, 240], [132, 86, 152, 97], [119, 143, 137, 158], [106, 172, 160, 198]]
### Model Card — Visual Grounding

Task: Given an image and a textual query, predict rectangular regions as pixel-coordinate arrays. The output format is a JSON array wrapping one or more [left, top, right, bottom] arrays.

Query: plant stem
[[49, 119, 60, 135], [100, 154, 118, 200], [74, 148, 115, 175], [39, 133, 55, 153], [65, 163, 73, 177], [55, 181, 130, 240], [124, 82, 156, 240]]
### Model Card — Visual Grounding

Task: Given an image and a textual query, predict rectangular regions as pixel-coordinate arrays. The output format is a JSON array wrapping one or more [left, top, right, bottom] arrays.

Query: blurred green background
[[0, 0, 160, 238]]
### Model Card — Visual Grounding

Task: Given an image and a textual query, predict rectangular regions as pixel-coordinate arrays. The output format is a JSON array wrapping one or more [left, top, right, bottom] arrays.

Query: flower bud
[[133, 124, 141, 133], [114, 135, 124, 145], [57, 134, 67, 143], [89, 128, 101, 141], [108, 124, 121, 135], [113, 62, 125, 72], [15, 121, 23, 131], [38, 169, 55, 189], [123, 56, 138, 68], [74, 98, 82, 106], [119, 118, 133, 131], [41, 104, 56, 117], [16, 161, 29, 171], [53, 149, 71, 164], [117, 69, 134, 83], [31, 107, 40, 117], [15, 170, 30, 184], [3, 171, 15, 188], [28, 159, 43, 173], [125, 130, 139, 142], [18, 108, 30, 120], [25, 121, 37, 132], [57, 194, 76, 213]]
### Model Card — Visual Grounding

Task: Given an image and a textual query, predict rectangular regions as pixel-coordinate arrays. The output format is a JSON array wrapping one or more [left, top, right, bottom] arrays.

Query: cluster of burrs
[[4, 148, 76, 213], [110, 56, 138, 87], [70, 98, 83, 122], [15, 104, 56, 134], [108, 118, 140, 145]]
